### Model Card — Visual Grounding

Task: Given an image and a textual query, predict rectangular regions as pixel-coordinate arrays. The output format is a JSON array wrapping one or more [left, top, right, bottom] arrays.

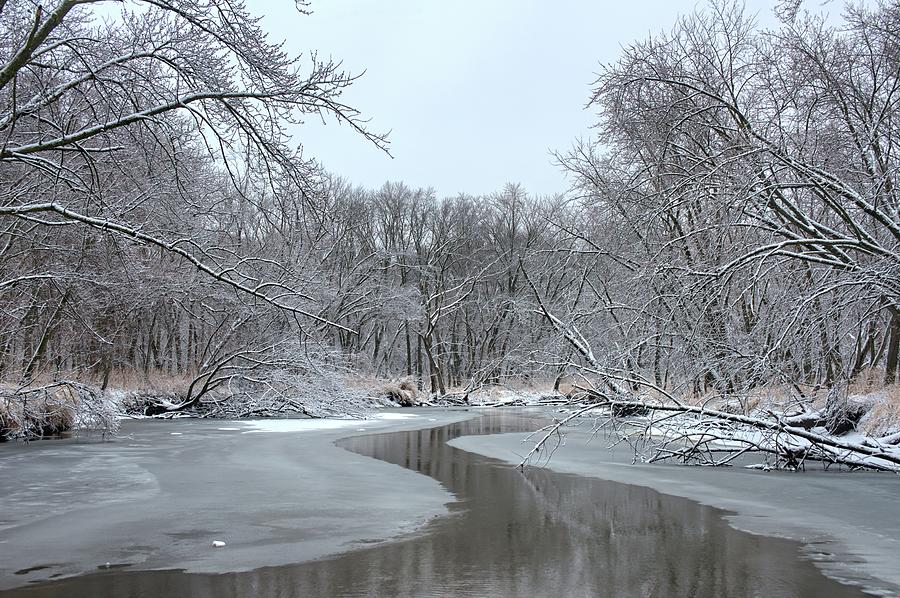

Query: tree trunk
[[885, 307, 900, 385]]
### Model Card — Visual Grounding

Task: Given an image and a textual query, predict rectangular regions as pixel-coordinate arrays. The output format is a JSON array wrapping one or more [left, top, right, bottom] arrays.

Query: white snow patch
[[373, 413, 418, 420], [227, 412, 424, 434], [240, 419, 361, 433]]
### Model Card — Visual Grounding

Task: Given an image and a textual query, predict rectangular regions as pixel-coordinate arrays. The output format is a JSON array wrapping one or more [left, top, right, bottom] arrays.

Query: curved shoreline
[[448, 428, 900, 597], [0, 409, 477, 590], [0, 408, 886, 597]]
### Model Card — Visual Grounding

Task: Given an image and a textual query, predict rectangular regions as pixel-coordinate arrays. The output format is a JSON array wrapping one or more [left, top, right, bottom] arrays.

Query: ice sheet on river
[[0, 410, 472, 589]]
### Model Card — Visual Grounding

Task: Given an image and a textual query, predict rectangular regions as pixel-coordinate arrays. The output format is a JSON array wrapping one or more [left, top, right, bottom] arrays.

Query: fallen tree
[[519, 387, 900, 473], [516, 1, 900, 474], [520, 265, 900, 473]]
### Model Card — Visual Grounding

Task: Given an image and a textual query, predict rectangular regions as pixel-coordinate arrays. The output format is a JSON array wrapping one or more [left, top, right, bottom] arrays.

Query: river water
[[0, 411, 874, 597]]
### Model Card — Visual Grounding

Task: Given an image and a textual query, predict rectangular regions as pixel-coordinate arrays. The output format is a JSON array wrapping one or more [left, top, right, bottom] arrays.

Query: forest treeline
[[0, 0, 897, 417]]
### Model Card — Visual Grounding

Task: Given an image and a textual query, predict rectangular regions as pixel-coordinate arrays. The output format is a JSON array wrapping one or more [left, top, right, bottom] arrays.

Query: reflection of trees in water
[[518, 466, 768, 597], [4, 414, 867, 598]]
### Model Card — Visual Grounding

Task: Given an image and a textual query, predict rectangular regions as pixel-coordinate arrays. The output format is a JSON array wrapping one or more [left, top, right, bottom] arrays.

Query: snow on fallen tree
[[518, 387, 900, 473], [0, 381, 119, 441], [131, 372, 398, 421], [520, 267, 900, 473], [123, 337, 402, 420]]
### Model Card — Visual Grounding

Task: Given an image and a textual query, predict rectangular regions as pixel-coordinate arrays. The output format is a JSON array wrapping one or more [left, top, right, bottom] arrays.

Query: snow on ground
[[237, 412, 420, 433], [239, 419, 368, 433], [374, 413, 419, 420]]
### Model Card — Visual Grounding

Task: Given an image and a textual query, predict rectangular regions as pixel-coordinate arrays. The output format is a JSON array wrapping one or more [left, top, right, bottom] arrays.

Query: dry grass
[[334, 373, 425, 405], [8, 368, 196, 394], [382, 377, 423, 406], [849, 368, 888, 395], [10, 369, 198, 418], [0, 383, 78, 440], [858, 384, 900, 437], [0, 392, 22, 439], [340, 372, 402, 392], [286, 372, 427, 409], [101, 369, 196, 394]]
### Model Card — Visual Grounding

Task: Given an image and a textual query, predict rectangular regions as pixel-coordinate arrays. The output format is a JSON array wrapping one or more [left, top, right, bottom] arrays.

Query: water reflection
[[2, 411, 867, 597]]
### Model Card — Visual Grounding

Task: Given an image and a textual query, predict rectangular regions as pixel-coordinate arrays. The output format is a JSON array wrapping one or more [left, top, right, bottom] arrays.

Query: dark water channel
[[1, 412, 869, 597]]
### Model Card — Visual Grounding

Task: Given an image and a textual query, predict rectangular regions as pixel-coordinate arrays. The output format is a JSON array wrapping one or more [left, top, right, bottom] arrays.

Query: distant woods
[[0, 0, 897, 405]]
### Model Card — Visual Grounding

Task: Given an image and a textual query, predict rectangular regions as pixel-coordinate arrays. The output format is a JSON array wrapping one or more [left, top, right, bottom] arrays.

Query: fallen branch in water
[[521, 272, 900, 473], [518, 390, 900, 473]]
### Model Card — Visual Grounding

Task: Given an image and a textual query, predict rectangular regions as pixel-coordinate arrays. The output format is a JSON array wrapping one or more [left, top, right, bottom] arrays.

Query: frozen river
[[0, 409, 895, 596]]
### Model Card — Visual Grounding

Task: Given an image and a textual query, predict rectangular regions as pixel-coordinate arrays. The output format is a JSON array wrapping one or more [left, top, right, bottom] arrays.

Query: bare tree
[[0, 0, 388, 431], [537, 0, 900, 471]]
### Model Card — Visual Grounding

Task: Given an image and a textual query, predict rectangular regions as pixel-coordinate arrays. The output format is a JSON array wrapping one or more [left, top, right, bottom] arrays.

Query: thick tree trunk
[[885, 307, 900, 385]]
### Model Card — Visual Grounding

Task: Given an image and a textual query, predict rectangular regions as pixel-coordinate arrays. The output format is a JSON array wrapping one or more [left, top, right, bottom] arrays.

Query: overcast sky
[[250, 1, 835, 198]]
